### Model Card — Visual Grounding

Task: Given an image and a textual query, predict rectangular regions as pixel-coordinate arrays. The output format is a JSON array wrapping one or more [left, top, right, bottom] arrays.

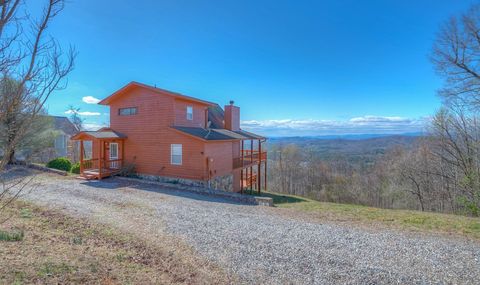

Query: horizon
[[39, 0, 472, 137]]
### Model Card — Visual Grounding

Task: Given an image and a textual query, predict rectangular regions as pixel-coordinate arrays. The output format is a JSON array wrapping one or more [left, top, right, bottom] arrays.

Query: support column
[[80, 140, 84, 174], [257, 140, 261, 194], [98, 139, 102, 179], [121, 140, 125, 168], [250, 140, 253, 190], [264, 157, 267, 191], [240, 140, 244, 193]]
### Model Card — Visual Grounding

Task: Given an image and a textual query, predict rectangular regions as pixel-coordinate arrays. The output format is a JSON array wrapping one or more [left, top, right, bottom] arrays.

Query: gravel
[[17, 171, 480, 284]]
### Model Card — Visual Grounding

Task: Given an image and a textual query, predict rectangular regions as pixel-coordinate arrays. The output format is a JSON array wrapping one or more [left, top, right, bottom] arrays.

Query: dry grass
[[0, 201, 233, 284], [261, 192, 480, 240]]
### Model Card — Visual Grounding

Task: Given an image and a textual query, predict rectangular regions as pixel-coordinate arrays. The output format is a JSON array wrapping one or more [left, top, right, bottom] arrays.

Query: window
[[109, 143, 118, 159], [186, 106, 193, 120], [118, 107, 137, 116], [171, 144, 182, 165], [109, 142, 119, 169]]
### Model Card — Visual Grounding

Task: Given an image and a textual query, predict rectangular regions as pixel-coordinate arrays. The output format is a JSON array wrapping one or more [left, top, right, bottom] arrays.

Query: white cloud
[[65, 110, 101, 116], [83, 123, 106, 131], [82, 96, 101, 104], [241, 116, 429, 137]]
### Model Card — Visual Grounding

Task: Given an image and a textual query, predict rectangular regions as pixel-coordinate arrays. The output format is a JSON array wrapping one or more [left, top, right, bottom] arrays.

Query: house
[[51, 116, 80, 161], [72, 82, 267, 193], [18, 116, 79, 163]]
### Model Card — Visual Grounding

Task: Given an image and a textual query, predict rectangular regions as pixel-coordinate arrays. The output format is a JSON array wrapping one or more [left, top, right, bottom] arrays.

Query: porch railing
[[81, 158, 123, 173], [233, 150, 267, 169]]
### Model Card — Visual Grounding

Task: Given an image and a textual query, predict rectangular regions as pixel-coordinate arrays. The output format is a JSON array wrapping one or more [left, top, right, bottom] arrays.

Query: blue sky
[[40, 0, 474, 136]]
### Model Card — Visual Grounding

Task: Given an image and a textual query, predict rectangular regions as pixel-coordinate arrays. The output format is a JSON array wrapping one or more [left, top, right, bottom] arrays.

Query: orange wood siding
[[204, 141, 234, 178], [108, 86, 207, 180], [174, 99, 207, 128]]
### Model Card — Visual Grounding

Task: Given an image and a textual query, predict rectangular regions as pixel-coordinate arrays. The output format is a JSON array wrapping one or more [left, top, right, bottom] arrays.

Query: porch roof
[[71, 129, 127, 140]]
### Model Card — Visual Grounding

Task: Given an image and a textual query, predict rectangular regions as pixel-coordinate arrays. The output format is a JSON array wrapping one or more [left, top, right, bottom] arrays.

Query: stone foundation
[[136, 173, 207, 188], [135, 173, 235, 192], [208, 174, 234, 192]]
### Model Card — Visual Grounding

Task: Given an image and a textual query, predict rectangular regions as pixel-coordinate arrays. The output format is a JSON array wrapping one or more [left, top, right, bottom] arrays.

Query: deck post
[[250, 140, 253, 190], [264, 156, 267, 191], [121, 139, 125, 168], [80, 140, 84, 174], [258, 140, 261, 194], [98, 139, 102, 179], [240, 140, 244, 193]]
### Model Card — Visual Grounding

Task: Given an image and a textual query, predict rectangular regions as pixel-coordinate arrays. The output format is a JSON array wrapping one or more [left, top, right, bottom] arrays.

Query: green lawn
[[259, 191, 480, 240]]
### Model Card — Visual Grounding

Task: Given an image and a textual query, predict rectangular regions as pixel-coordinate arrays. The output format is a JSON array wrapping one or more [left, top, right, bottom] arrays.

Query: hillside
[[267, 134, 420, 164]]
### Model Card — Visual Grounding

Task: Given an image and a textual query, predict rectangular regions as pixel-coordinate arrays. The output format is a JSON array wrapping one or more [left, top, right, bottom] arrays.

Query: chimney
[[224, 100, 240, 131]]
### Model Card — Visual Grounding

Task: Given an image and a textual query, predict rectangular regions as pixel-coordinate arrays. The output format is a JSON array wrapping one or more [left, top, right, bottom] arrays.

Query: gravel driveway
[[19, 172, 480, 284]]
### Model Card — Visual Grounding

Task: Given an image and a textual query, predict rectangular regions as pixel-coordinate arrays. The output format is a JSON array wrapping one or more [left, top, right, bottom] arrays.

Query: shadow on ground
[[244, 191, 307, 205], [80, 178, 254, 206]]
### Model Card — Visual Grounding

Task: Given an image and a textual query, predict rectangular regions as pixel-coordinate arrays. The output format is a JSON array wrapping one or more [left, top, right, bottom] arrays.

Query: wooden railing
[[81, 158, 99, 171], [233, 150, 267, 169], [81, 158, 123, 173]]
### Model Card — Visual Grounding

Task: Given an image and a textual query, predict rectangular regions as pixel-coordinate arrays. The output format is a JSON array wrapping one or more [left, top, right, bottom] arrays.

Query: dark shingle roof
[[71, 129, 127, 140], [82, 130, 127, 139], [52, 116, 79, 136], [172, 126, 265, 141]]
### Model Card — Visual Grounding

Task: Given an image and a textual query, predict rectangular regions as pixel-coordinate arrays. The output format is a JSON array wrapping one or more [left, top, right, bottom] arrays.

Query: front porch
[[71, 128, 127, 180]]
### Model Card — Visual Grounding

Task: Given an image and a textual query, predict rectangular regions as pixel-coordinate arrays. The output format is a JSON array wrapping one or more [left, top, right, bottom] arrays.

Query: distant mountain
[[268, 132, 424, 141], [267, 134, 422, 164]]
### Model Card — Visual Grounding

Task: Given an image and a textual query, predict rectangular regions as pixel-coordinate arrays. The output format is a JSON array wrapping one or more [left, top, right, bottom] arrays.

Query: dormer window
[[186, 106, 193, 120]]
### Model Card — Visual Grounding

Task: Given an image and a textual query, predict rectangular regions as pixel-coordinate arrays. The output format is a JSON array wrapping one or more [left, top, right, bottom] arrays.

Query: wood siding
[[174, 99, 207, 128], [108, 86, 208, 180], [204, 141, 234, 178]]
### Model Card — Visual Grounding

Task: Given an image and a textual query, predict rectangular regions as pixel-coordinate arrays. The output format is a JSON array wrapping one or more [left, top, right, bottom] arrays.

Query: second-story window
[[186, 106, 193, 120], [118, 107, 137, 116]]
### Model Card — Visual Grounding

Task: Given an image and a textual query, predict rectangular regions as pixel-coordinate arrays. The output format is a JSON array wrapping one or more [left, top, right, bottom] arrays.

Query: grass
[[260, 191, 480, 240], [0, 228, 24, 241], [0, 201, 232, 284]]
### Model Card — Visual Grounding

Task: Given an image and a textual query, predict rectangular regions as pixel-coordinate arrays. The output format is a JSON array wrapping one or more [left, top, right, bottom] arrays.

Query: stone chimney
[[224, 100, 240, 131]]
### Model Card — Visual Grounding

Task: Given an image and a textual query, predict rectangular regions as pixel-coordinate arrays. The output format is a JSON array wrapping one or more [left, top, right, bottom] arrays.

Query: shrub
[[118, 163, 136, 177], [0, 229, 24, 241], [71, 162, 80, 174], [46, 157, 72, 172]]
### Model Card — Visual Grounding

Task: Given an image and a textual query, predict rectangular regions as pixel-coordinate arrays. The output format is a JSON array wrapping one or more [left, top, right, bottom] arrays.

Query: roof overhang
[[99, 81, 216, 106], [71, 128, 127, 140], [170, 126, 266, 142]]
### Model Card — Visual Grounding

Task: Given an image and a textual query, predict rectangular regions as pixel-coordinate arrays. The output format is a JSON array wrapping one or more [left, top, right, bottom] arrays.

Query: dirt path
[[21, 173, 480, 284]]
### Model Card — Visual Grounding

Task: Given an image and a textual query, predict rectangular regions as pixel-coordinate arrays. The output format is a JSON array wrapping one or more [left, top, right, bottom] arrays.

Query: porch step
[[82, 174, 98, 180]]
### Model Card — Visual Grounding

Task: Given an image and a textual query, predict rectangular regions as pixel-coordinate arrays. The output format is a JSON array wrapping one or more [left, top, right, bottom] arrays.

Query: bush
[[71, 162, 80, 174], [0, 229, 24, 241], [46, 157, 72, 172]]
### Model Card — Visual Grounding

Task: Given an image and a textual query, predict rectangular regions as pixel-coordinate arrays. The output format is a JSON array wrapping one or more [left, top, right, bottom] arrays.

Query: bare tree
[[0, 0, 76, 170], [432, 4, 480, 108], [0, 0, 75, 222]]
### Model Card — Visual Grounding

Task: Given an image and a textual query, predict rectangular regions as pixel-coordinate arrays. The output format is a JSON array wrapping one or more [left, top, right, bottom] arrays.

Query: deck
[[80, 158, 123, 179]]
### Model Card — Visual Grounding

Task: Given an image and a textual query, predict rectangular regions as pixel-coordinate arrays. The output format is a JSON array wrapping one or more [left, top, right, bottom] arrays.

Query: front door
[[109, 142, 119, 169]]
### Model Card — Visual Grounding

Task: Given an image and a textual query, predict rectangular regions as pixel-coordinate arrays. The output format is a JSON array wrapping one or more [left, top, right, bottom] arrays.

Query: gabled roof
[[99, 81, 216, 106], [51, 116, 79, 136], [171, 126, 265, 141], [71, 128, 127, 140]]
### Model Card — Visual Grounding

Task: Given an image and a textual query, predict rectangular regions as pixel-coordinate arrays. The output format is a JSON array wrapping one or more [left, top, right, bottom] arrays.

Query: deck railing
[[81, 158, 99, 171], [81, 158, 123, 174], [233, 150, 267, 169]]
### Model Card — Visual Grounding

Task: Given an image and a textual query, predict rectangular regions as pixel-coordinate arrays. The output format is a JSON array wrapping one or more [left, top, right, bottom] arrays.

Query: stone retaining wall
[[117, 176, 273, 206]]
